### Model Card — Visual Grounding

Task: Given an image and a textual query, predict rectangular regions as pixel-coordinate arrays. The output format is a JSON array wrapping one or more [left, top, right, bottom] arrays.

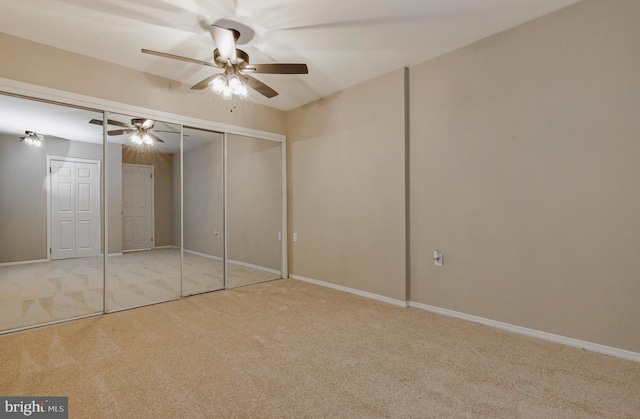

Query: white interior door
[[51, 161, 76, 260], [51, 159, 100, 260], [122, 164, 153, 251], [74, 162, 101, 258]]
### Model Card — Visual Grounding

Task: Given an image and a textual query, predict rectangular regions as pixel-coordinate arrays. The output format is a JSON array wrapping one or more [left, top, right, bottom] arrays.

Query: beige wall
[[409, 0, 640, 352], [286, 69, 406, 300], [0, 133, 48, 262], [0, 32, 286, 135], [122, 146, 175, 247]]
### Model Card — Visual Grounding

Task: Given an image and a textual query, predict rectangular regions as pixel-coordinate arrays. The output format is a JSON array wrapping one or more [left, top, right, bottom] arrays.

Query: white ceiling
[[0, 0, 581, 111]]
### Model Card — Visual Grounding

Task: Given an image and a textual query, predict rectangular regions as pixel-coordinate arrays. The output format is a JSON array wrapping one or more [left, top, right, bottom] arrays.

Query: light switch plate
[[433, 250, 443, 267]]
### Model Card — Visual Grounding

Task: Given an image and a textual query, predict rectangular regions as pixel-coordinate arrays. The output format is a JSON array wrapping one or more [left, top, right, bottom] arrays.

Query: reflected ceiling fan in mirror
[[19, 131, 44, 147], [89, 118, 176, 146], [141, 24, 308, 105]]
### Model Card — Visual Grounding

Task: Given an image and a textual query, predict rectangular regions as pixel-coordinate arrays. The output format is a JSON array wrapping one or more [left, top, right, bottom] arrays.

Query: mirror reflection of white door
[[122, 164, 153, 251], [51, 159, 100, 260]]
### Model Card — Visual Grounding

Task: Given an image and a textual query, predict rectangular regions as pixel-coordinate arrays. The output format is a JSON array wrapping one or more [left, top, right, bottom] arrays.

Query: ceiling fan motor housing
[[214, 48, 249, 68]]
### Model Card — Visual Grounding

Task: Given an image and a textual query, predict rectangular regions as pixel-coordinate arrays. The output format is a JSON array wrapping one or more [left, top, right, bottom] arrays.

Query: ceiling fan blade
[[190, 74, 219, 90], [89, 119, 132, 128], [153, 130, 189, 137], [108, 129, 136, 136], [141, 48, 217, 68], [141, 119, 155, 129], [244, 63, 308, 74], [153, 129, 180, 134], [148, 133, 165, 143], [211, 25, 237, 63], [242, 74, 279, 98]]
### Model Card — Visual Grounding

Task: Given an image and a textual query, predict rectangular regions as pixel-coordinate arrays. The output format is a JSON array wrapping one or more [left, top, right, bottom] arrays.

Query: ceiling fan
[[19, 131, 44, 147], [141, 25, 308, 98], [89, 118, 174, 144]]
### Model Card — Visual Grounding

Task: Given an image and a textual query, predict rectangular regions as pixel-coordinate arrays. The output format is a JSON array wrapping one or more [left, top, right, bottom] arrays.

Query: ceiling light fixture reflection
[[129, 131, 154, 146], [19, 131, 44, 147]]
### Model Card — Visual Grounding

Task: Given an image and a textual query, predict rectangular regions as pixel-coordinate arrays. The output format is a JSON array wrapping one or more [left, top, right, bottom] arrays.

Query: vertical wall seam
[[404, 67, 411, 303]]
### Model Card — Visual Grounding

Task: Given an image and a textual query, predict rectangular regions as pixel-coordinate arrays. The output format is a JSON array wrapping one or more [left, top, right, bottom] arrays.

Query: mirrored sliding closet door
[[226, 134, 283, 288], [0, 92, 287, 333], [181, 127, 225, 295], [106, 112, 182, 311], [0, 94, 104, 331]]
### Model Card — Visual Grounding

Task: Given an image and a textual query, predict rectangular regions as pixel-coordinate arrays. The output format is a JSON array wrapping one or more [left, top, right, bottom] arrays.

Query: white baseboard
[[183, 249, 223, 261], [0, 258, 48, 267], [122, 248, 151, 253], [108, 252, 123, 257], [408, 301, 640, 363], [183, 250, 280, 276], [290, 274, 408, 308], [153, 246, 173, 250], [228, 259, 281, 276], [287, 274, 639, 362]]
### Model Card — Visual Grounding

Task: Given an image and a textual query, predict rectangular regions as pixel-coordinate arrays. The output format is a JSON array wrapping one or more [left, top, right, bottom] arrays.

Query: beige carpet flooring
[[0, 279, 638, 418], [0, 249, 280, 332]]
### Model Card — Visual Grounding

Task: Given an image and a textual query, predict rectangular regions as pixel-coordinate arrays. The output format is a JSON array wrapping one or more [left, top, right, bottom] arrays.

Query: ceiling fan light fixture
[[210, 73, 249, 101], [228, 75, 241, 89], [238, 84, 249, 99], [27, 137, 43, 147], [209, 75, 226, 94], [20, 131, 43, 147], [142, 133, 153, 145], [222, 85, 233, 99], [130, 133, 143, 145]]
